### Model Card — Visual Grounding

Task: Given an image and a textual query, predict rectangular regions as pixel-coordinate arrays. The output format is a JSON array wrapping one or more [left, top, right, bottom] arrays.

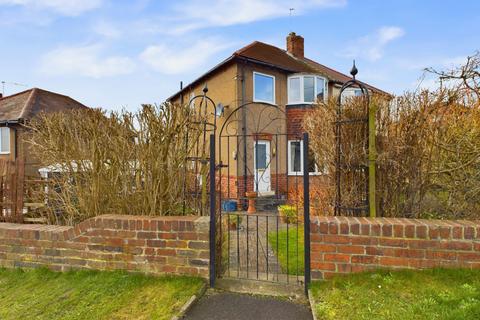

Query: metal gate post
[[302, 132, 311, 294], [209, 134, 216, 288]]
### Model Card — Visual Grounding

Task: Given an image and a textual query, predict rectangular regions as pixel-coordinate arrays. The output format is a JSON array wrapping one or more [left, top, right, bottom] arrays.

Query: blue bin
[[222, 200, 238, 212]]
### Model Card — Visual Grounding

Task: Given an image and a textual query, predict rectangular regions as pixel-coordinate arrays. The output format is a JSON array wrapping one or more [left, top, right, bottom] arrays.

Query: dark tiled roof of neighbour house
[[0, 88, 88, 123], [168, 40, 389, 101]]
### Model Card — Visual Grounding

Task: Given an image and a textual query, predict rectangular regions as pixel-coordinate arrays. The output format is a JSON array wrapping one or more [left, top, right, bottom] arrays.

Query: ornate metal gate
[[209, 101, 311, 293]]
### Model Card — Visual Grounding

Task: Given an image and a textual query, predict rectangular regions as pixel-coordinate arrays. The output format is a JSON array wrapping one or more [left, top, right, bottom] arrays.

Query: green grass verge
[[0, 268, 204, 320], [268, 226, 304, 275], [310, 268, 480, 320]]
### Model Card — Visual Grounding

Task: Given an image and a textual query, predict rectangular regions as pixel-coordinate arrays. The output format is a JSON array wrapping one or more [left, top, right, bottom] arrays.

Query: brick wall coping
[[0, 214, 209, 242], [311, 216, 480, 240]]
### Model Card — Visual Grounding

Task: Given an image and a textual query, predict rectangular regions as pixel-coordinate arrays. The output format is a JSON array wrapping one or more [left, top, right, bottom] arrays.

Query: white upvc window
[[288, 75, 327, 104], [253, 71, 275, 104], [0, 127, 10, 154], [287, 140, 324, 176]]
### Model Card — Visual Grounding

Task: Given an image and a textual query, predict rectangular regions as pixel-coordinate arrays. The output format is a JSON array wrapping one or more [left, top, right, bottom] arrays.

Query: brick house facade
[[169, 33, 387, 204]]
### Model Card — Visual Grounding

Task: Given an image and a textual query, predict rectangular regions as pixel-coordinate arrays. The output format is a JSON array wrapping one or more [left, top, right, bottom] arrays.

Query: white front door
[[253, 140, 271, 195]]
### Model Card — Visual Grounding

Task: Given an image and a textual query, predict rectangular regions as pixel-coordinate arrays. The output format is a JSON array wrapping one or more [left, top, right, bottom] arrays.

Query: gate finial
[[350, 60, 358, 80]]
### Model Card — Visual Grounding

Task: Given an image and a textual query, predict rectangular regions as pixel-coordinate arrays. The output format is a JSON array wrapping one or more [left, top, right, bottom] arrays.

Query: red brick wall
[[311, 216, 480, 280], [0, 215, 209, 278], [287, 107, 311, 137]]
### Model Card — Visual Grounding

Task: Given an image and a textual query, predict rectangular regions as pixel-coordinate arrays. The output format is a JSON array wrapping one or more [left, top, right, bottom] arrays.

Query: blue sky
[[0, 0, 478, 111]]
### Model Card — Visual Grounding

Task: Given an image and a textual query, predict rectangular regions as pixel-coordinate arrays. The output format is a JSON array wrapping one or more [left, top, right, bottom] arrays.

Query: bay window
[[288, 75, 327, 104]]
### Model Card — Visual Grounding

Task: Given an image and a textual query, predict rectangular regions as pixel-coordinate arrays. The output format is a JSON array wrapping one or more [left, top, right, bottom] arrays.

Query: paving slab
[[182, 291, 313, 320]]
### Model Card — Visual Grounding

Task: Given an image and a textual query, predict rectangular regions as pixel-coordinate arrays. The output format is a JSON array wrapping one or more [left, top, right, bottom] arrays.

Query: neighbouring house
[[0, 88, 88, 176], [168, 32, 387, 205]]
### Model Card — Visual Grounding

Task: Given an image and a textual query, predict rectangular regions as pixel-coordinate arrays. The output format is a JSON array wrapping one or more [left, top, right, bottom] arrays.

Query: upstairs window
[[253, 72, 275, 104], [0, 127, 10, 154], [288, 75, 327, 104]]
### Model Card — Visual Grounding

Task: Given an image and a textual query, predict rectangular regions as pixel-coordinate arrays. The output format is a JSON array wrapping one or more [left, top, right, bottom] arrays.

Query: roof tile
[[0, 88, 88, 121]]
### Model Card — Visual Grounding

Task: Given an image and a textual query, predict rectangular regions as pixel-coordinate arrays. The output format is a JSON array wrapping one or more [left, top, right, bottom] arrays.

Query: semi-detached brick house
[[168, 32, 387, 203]]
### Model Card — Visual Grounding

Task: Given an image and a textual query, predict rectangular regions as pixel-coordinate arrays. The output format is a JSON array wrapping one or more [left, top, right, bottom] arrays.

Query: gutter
[[0, 119, 24, 126]]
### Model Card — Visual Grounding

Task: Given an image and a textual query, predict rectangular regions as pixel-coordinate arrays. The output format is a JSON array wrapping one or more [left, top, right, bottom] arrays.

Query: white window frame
[[287, 140, 321, 176], [341, 88, 364, 100], [0, 127, 10, 154], [253, 71, 275, 104], [287, 75, 327, 105], [288, 76, 301, 104]]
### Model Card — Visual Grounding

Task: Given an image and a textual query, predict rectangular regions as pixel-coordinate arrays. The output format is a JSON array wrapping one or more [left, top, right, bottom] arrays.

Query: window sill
[[287, 101, 314, 105], [253, 99, 276, 105], [287, 172, 325, 176], [0, 152, 10, 155]]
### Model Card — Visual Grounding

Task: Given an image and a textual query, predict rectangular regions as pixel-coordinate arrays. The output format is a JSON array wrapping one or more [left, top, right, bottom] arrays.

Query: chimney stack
[[286, 32, 304, 59]]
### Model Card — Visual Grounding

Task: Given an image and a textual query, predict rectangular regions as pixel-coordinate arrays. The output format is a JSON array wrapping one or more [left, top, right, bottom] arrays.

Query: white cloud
[[136, 0, 346, 35], [140, 38, 234, 74], [344, 26, 405, 61], [0, 0, 103, 16], [93, 21, 121, 39], [40, 44, 135, 78]]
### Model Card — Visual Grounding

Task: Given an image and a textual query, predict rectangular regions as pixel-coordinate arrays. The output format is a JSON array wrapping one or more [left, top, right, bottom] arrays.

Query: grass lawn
[[268, 226, 304, 275], [310, 268, 480, 320], [0, 268, 204, 320]]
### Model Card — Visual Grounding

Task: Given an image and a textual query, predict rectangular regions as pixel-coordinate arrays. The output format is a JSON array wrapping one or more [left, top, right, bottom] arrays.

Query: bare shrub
[[26, 103, 203, 225], [304, 95, 371, 215], [305, 53, 480, 219]]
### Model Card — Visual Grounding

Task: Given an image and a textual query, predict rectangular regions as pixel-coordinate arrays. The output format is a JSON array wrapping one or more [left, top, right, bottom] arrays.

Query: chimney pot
[[286, 32, 304, 59]]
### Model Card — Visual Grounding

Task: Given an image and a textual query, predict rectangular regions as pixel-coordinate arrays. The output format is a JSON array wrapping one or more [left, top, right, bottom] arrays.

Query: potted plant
[[278, 204, 297, 224]]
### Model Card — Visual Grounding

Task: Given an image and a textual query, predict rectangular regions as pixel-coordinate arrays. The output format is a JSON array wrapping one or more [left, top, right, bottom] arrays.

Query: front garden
[[310, 268, 480, 320], [0, 268, 204, 320]]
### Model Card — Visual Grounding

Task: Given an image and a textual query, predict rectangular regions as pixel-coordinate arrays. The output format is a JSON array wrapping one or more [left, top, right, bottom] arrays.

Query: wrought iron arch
[[217, 101, 287, 203], [218, 101, 287, 137], [182, 85, 218, 216], [335, 61, 372, 216]]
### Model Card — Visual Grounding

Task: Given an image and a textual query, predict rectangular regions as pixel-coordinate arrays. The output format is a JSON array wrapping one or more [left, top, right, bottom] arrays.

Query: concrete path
[[224, 211, 303, 282], [183, 291, 313, 320]]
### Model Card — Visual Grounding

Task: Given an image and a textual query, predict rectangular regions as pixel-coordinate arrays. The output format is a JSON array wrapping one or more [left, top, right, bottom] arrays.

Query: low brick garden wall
[[0, 214, 209, 278], [2, 213, 480, 282], [310, 216, 480, 279]]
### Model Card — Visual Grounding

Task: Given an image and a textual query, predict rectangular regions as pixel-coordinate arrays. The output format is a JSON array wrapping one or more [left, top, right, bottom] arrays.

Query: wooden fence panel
[[0, 159, 24, 223]]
